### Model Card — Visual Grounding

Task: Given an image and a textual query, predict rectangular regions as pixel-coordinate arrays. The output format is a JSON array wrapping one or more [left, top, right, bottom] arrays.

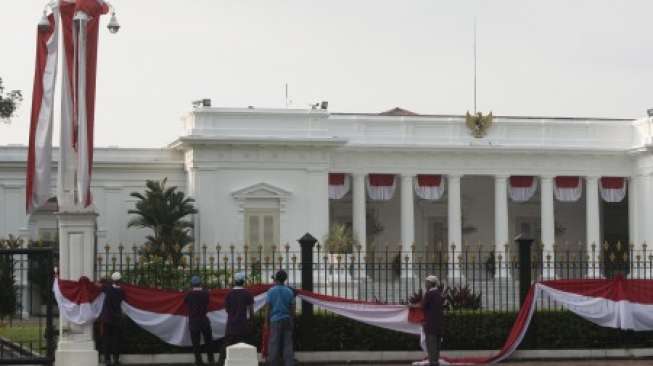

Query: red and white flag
[[600, 177, 626, 203], [414, 175, 445, 201], [367, 174, 397, 201], [57, 0, 108, 208], [26, 10, 59, 212], [509, 176, 537, 203], [554, 176, 582, 202]]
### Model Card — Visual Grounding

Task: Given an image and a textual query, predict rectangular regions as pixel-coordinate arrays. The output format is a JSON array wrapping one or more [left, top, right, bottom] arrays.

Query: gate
[[0, 248, 56, 365]]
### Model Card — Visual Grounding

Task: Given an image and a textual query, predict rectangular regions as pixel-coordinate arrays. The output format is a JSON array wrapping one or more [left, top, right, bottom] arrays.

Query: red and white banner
[[367, 174, 397, 201], [509, 176, 536, 203], [26, 10, 59, 213], [600, 177, 626, 203], [328, 173, 350, 200], [57, 0, 108, 208], [414, 175, 445, 201], [55, 277, 653, 364], [554, 176, 582, 202]]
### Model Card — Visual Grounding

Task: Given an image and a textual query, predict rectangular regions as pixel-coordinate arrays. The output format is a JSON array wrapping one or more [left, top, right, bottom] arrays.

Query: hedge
[[94, 310, 653, 354]]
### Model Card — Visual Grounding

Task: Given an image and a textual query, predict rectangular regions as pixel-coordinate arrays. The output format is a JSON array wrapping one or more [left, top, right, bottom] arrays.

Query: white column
[[352, 173, 367, 254], [585, 176, 601, 278], [540, 176, 556, 279], [629, 175, 644, 278], [55, 211, 99, 366], [308, 168, 329, 242], [494, 175, 510, 278], [400, 174, 415, 278], [447, 174, 464, 281]]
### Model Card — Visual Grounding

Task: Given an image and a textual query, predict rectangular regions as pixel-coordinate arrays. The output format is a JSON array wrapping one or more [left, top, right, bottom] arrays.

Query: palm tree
[[128, 178, 198, 265]]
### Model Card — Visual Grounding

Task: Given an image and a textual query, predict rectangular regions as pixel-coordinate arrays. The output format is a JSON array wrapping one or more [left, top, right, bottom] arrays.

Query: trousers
[[425, 333, 441, 366], [102, 321, 121, 365], [267, 318, 294, 366], [190, 322, 215, 365]]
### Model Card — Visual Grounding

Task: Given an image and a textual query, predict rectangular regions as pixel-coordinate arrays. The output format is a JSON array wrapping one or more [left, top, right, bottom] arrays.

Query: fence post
[[298, 233, 317, 321], [517, 238, 534, 306]]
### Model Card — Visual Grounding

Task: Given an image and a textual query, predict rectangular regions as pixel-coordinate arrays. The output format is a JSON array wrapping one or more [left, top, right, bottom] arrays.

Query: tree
[[0, 77, 23, 122], [128, 178, 198, 266]]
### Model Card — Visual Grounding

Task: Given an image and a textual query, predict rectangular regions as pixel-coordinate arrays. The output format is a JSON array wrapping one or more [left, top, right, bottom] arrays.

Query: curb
[[118, 348, 653, 364]]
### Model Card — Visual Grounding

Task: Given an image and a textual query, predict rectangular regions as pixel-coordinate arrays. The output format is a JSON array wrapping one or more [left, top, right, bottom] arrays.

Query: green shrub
[[94, 310, 653, 354]]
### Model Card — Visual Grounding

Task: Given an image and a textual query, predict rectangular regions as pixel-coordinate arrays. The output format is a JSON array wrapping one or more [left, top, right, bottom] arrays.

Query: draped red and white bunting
[[414, 175, 445, 201], [26, 10, 59, 213], [509, 176, 537, 203], [367, 174, 397, 201], [328, 173, 351, 200], [57, 0, 108, 208], [55, 277, 653, 365], [554, 176, 582, 202], [600, 177, 626, 203]]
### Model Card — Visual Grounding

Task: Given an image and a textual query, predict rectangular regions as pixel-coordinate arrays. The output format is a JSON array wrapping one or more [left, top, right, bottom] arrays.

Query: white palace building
[[1, 105, 653, 279]]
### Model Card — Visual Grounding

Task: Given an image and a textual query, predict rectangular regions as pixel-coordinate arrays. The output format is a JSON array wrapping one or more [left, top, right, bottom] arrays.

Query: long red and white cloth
[[55, 277, 653, 364]]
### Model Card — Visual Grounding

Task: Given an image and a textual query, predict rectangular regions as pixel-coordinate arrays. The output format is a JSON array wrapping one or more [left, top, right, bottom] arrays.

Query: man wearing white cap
[[100, 272, 125, 366], [217, 272, 254, 366], [421, 275, 444, 366]]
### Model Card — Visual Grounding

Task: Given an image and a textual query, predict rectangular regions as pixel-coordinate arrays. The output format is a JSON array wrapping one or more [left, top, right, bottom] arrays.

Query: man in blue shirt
[[266, 269, 295, 366]]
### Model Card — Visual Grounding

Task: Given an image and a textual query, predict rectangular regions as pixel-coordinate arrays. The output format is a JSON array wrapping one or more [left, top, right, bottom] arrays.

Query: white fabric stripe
[[509, 179, 537, 203], [328, 175, 351, 200], [57, 9, 76, 208], [75, 13, 90, 206], [298, 294, 420, 335], [600, 187, 626, 203], [31, 8, 59, 210], [538, 284, 653, 331], [414, 180, 445, 201], [366, 176, 397, 201], [118, 292, 267, 347], [53, 279, 105, 325], [554, 185, 582, 202]]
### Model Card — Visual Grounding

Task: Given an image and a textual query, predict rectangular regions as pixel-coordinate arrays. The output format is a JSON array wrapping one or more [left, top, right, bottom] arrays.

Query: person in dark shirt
[[421, 275, 444, 366], [184, 276, 215, 366], [217, 272, 254, 366], [100, 272, 125, 366]]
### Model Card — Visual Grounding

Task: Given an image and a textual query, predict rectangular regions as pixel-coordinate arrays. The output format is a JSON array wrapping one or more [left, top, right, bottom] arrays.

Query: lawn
[[0, 323, 47, 354]]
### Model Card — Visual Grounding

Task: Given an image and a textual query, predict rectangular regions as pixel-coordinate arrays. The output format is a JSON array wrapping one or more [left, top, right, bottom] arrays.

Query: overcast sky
[[1, 0, 652, 148]]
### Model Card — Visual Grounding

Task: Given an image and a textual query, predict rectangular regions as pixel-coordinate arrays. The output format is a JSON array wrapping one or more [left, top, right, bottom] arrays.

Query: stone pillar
[[540, 176, 556, 279], [55, 211, 99, 366], [400, 174, 415, 277], [585, 176, 601, 278], [307, 168, 329, 242], [494, 175, 511, 278], [447, 174, 464, 281], [352, 173, 367, 254], [225, 342, 258, 366]]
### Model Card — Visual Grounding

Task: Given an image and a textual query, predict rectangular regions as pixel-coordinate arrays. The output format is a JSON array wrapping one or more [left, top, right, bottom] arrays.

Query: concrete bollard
[[225, 342, 258, 366]]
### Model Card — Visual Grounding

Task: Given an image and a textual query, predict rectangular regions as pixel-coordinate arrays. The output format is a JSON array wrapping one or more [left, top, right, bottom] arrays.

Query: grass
[[0, 323, 47, 353]]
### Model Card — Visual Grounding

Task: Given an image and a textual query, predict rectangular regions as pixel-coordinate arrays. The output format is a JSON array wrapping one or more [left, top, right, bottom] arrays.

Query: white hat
[[111, 272, 122, 281], [234, 272, 246, 282], [425, 275, 439, 284]]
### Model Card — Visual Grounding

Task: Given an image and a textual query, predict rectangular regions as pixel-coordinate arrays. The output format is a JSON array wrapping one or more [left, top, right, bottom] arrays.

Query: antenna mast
[[473, 17, 477, 114], [284, 83, 289, 107]]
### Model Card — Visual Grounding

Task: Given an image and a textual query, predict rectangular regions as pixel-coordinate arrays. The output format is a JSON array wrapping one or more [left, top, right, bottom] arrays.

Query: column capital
[[585, 175, 600, 181], [494, 174, 510, 180], [352, 172, 367, 179], [447, 173, 463, 180], [400, 173, 416, 179], [540, 174, 555, 180]]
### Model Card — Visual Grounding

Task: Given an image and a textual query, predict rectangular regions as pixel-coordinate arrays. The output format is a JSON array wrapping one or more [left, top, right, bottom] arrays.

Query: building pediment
[[232, 182, 291, 212]]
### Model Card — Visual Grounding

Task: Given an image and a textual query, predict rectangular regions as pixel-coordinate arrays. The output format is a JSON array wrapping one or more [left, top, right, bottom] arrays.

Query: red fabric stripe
[[60, 2, 76, 148], [601, 177, 624, 189], [368, 174, 395, 186], [416, 175, 441, 187], [75, 0, 110, 17], [58, 277, 103, 304], [510, 176, 534, 188], [541, 277, 653, 305], [555, 176, 580, 188], [26, 14, 56, 213], [329, 173, 345, 185], [83, 12, 101, 207]]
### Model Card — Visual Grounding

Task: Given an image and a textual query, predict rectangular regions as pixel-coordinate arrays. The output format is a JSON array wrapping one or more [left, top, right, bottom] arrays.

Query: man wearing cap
[[266, 269, 295, 366], [421, 275, 444, 366], [100, 272, 125, 366], [185, 276, 215, 366], [217, 272, 254, 366]]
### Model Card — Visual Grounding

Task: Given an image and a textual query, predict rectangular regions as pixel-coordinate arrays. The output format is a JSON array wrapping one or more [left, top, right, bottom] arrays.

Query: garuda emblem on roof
[[465, 111, 493, 138]]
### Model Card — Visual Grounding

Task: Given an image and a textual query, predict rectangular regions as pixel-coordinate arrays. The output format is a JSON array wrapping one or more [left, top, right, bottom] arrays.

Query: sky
[[1, 0, 652, 148]]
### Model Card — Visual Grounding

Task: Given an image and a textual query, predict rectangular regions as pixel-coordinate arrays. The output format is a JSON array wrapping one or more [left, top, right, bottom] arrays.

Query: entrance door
[[601, 194, 629, 277]]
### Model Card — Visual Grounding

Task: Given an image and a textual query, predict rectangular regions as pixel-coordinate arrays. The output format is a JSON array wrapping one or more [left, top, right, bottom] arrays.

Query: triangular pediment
[[231, 182, 291, 200]]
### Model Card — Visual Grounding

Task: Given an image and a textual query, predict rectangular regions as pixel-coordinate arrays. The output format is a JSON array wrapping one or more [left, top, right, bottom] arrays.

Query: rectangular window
[[245, 209, 279, 254]]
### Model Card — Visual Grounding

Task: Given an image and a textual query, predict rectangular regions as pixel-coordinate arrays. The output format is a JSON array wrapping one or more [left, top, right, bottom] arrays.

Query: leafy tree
[[0, 77, 23, 121], [0, 236, 21, 321], [128, 178, 198, 266]]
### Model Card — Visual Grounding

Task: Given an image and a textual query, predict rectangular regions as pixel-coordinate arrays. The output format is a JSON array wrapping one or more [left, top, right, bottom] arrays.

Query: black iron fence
[[96, 240, 650, 312], [0, 247, 56, 365]]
